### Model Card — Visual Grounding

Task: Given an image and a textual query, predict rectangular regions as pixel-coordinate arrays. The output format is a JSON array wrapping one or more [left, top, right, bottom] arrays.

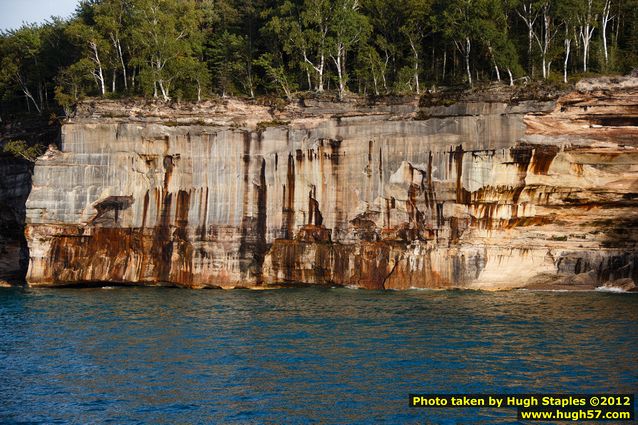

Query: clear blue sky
[[1, 0, 79, 31]]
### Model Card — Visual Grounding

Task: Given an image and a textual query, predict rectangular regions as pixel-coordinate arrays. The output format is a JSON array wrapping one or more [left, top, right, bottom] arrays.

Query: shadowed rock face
[[24, 78, 638, 289], [0, 157, 31, 285]]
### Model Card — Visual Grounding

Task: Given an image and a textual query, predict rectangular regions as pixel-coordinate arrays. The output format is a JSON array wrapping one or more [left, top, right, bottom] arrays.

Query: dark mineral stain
[[153, 192, 174, 283], [509, 145, 533, 178], [281, 153, 296, 239], [254, 159, 268, 283], [530, 145, 560, 175], [163, 155, 174, 191], [453, 145, 471, 204], [198, 187, 209, 240], [449, 217, 464, 244], [239, 131, 252, 277], [141, 191, 150, 229], [427, 151, 433, 189], [354, 242, 392, 290], [368, 140, 373, 163], [328, 138, 341, 165], [175, 190, 190, 238], [239, 157, 269, 284], [407, 184, 420, 225], [436, 202, 444, 228], [308, 186, 323, 226]]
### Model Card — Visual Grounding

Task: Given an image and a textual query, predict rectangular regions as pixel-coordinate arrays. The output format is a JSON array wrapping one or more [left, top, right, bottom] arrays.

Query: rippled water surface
[[1, 287, 636, 424]]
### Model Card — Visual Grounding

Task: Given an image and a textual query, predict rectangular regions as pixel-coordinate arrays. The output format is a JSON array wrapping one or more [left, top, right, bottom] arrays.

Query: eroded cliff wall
[[25, 78, 638, 289]]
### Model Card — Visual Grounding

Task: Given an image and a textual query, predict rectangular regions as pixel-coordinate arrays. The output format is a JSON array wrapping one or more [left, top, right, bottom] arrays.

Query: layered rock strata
[[25, 78, 638, 289]]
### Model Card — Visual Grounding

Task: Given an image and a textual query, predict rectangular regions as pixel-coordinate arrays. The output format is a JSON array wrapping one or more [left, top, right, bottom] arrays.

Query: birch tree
[[577, 0, 598, 72], [600, 0, 613, 67], [401, 0, 431, 94], [533, 1, 559, 79], [516, 1, 541, 76], [328, 0, 370, 99], [94, 0, 130, 91], [131, 0, 202, 101], [65, 21, 109, 96]]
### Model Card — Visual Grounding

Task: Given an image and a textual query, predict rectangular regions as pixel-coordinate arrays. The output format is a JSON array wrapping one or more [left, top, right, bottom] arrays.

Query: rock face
[[0, 157, 31, 284], [25, 78, 638, 289]]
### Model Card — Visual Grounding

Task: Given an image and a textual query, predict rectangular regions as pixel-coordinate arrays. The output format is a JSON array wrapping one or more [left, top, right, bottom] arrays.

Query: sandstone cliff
[[24, 78, 638, 289]]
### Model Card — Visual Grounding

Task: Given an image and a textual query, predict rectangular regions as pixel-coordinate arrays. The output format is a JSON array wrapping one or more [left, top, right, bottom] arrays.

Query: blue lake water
[[1, 287, 636, 424]]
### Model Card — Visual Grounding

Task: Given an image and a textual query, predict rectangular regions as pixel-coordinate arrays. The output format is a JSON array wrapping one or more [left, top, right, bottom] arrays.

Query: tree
[[65, 19, 110, 96], [0, 25, 45, 113], [516, 0, 541, 77], [2, 140, 45, 162], [600, 0, 613, 68], [534, 1, 559, 79], [254, 52, 297, 99], [130, 0, 203, 101], [577, 0, 599, 72], [401, 0, 431, 93], [94, 0, 131, 91], [439, 0, 488, 86], [328, 0, 370, 98]]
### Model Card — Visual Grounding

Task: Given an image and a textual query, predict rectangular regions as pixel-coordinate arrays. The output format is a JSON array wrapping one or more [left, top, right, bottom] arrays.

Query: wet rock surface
[[23, 78, 638, 289]]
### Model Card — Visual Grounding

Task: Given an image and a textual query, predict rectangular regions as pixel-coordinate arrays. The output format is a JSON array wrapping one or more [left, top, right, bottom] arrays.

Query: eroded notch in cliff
[[90, 196, 134, 226]]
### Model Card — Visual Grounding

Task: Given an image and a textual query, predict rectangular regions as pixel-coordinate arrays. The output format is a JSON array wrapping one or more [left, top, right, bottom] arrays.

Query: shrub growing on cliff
[[2, 140, 45, 162]]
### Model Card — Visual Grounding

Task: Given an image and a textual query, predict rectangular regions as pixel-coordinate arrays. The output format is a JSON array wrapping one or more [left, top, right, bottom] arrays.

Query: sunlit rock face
[[25, 78, 638, 289]]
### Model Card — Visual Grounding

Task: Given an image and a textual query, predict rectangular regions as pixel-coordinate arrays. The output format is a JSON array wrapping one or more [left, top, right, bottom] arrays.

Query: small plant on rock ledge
[[2, 140, 45, 162]]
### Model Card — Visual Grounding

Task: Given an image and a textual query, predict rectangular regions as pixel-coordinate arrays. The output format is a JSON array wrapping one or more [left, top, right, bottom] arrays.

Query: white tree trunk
[[488, 46, 500, 81], [579, 0, 595, 72], [442, 49, 447, 81], [382, 51, 389, 91], [16, 74, 41, 113], [507, 68, 513, 86], [303, 51, 324, 92], [116, 38, 128, 90], [533, 7, 555, 79], [158, 80, 169, 101], [90, 41, 106, 95], [517, 3, 538, 77], [331, 44, 346, 99], [465, 37, 472, 86], [564, 33, 571, 83], [601, 0, 612, 65], [318, 54, 324, 92], [409, 37, 420, 94]]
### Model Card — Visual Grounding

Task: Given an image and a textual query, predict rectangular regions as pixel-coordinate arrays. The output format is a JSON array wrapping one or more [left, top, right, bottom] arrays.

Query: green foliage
[[1, 0, 637, 115], [2, 140, 45, 162], [256, 119, 291, 132]]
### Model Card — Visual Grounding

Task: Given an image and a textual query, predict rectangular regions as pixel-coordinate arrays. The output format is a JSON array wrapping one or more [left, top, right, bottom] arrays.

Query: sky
[[1, 0, 79, 31]]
